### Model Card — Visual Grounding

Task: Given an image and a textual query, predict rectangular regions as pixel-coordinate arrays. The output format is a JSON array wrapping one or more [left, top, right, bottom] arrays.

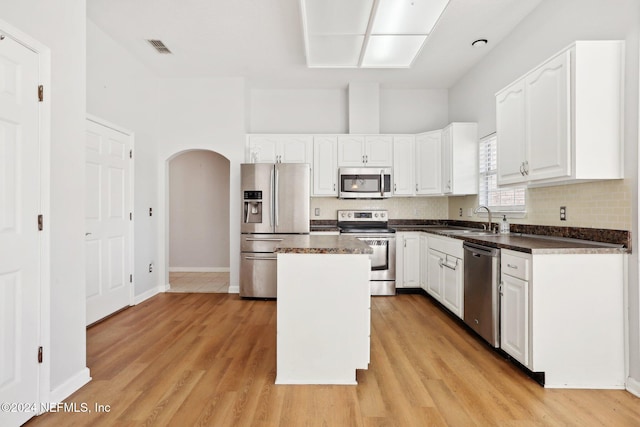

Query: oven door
[[351, 234, 396, 282], [339, 168, 392, 199]]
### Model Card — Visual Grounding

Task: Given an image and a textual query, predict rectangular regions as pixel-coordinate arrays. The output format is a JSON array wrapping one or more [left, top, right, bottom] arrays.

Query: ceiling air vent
[[146, 39, 172, 54]]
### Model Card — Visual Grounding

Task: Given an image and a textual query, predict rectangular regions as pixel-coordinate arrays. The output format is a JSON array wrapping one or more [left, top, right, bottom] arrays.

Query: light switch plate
[[314, 208, 320, 216]]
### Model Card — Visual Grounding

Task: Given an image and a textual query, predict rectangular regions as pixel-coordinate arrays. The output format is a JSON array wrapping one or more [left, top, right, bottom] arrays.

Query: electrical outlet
[[560, 206, 567, 221], [459, 208, 463, 217], [467, 208, 474, 217], [149, 263, 153, 273], [314, 208, 320, 216]]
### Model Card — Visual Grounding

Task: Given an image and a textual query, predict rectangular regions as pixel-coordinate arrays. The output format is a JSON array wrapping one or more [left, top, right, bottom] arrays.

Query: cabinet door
[[313, 136, 337, 196], [496, 80, 527, 185], [442, 255, 463, 318], [338, 136, 365, 166], [392, 136, 415, 195], [401, 233, 420, 288], [395, 234, 404, 288], [525, 51, 570, 181], [426, 249, 444, 299], [441, 126, 452, 194], [500, 274, 529, 366], [419, 234, 429, 290], [247, 135, 278, 163], [415, 131, 442, 195], [279, 136, 312, 163], [365, 136, 393, 167]]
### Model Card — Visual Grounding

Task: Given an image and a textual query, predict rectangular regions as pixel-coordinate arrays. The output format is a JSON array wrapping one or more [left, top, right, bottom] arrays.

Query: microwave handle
[[380, 169, 384, 197]]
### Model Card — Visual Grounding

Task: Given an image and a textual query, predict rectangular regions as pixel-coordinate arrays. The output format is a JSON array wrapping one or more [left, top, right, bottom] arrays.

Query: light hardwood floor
[[27, 293, 639, 426]]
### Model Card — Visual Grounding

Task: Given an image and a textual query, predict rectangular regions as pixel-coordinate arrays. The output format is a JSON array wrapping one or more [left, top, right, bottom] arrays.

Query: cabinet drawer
[[427, 234, 463, 258], [501, 251, 530, 280]]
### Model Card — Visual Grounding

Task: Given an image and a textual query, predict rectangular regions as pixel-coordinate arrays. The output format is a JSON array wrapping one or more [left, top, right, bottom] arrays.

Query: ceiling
[[87, 0, 542, 90]]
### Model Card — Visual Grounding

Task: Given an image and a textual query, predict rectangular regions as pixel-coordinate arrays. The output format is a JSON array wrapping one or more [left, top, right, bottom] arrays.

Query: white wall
[[155, 78, 246, 293], [448, 0, 640, 389], [86, 19, 160, 299], [249, 88, 448, 134], [0, 0, 87, 393], [169, 150, 230, 269]]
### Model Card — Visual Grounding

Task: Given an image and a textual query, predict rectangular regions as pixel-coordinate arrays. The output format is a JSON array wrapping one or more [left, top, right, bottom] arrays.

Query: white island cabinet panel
[[276, 252, 370, 384]]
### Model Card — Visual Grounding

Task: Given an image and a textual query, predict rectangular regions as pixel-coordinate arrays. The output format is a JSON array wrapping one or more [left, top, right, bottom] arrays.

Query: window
[[479, 134, 526, 213]]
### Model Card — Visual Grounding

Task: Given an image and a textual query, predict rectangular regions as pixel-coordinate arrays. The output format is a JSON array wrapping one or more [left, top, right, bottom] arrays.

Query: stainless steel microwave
[[338, 167, 392, 199]]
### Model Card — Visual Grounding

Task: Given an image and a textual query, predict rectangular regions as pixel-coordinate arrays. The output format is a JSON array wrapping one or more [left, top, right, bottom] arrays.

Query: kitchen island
[[274, 235, 372, 385]]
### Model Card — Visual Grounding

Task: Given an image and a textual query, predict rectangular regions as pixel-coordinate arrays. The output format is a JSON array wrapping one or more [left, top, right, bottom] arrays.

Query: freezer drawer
[[241, 234, 288, 253], [240, 252, 277, 298]]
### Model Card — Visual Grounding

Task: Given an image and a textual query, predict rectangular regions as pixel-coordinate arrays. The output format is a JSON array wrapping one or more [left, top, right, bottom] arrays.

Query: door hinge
[[129, 212, 132, 220], [37, 214, 43, 231], [129, 274, 133, 283], [129, 149, 132, 159], [38, 346, 43, 364], [38, 85, 44, 102]]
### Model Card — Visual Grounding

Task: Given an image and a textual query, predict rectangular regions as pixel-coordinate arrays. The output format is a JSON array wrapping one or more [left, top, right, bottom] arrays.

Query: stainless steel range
[[338, 210, 396, 296]]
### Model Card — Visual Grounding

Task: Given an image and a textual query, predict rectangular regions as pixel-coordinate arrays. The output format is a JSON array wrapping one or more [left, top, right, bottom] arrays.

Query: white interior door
[[85, 119, 132, 325], [0, 34, 41, 426]]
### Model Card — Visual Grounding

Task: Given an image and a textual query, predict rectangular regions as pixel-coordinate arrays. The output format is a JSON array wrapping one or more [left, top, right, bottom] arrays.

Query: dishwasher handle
[[463, 242, 500, 258]]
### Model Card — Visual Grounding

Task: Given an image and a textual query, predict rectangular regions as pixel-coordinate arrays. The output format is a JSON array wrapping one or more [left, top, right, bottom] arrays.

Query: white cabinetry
[[338, 135, 393, 167], [419, 234, 429, 291], [441, 123, 478, 195], [415, 131, 442, 195], [312, 136, 338, 196], [499, 249, 624, 388], [247, 135, 312, 163], [496, 41, 624, 186], [392, 135, 415, 195], [500, 250, 530, 366], [425, 235, 464, 318], [395, 232, 420, 288]]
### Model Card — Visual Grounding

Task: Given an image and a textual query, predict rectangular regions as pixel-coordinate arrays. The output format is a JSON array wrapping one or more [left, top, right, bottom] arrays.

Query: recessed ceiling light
[[471, 39, 488, 48]]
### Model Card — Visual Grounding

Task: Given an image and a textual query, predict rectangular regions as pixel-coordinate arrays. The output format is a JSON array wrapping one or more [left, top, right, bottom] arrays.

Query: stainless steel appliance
[[240, 163, 310, 298], [463, 242, 501, 347], [338, 209, 396, 296], [338, 167, 392, 199]]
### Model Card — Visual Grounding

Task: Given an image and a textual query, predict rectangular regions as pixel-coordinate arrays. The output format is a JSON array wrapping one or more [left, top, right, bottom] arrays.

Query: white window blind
[[479, 134, 526, 212]]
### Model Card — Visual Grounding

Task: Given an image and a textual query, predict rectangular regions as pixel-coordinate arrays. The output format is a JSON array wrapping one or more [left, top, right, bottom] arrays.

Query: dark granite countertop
[[274, 235, 373, 255]]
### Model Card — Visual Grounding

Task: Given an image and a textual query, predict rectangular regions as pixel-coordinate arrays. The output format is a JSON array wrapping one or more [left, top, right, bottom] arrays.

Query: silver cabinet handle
[[85, 232, 92, 236], [245, 256, 278, 261], [415, 184, 418, 191], [524, 161, 529, 175], [245, 238, 284, 242], [520, 162, 525, 176], [442, 259, 458, 270], [333, 183, 336, 191], [507, 263, 518, 269]]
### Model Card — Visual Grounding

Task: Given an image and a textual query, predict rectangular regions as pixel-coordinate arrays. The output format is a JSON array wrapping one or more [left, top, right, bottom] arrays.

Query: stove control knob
[[381, 212, 386, 218], [348, 213, 352, 218], [340, 212, 346, 218], [374, 213, 379, 218]]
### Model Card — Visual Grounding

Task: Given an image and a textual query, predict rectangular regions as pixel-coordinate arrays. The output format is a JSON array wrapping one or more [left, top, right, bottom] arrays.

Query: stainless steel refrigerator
[[240, 163, 310, 298]]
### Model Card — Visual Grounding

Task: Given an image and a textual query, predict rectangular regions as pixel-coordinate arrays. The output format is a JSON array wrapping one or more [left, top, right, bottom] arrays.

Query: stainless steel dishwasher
[[463, 242, 501, 347]]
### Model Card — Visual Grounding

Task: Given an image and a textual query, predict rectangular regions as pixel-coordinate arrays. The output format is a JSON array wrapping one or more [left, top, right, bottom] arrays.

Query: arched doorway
[[167, 149, 230, 292]]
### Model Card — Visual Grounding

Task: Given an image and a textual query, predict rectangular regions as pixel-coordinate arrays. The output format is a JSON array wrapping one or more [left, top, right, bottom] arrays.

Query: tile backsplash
[[448, 179, 632, 231], [311, 197, 448, 220]]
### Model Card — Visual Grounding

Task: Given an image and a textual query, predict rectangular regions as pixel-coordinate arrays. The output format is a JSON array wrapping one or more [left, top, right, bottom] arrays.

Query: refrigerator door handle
[[274, 166, 279, 227], [270, 167, 275, 228]]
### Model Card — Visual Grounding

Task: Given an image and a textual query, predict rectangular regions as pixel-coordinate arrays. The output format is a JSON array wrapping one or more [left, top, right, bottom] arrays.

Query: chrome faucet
[[474, 205, 494, 233]]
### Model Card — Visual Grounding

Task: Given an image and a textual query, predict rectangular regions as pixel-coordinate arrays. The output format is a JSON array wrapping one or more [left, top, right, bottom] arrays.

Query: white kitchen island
[[274, 235, 372, 385]]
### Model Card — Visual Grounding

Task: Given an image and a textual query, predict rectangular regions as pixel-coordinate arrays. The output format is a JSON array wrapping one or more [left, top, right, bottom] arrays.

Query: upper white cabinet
[[247, 135, 312, 164], [415, 130, 442, 195], [312, 135, 338, 196], [392, 135, 415, 195], [338, 135, 393, 167], [441, 123, 478, 195], [496, 41, 624, 186]]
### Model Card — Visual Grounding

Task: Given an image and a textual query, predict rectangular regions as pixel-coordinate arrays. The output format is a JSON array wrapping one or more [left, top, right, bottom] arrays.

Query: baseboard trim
[[49, 367, 91, 404], [627, 376, 640, 397], [228, 285, 240, 294], [169, 267, 230, 273], [134, 285, 164, 305]]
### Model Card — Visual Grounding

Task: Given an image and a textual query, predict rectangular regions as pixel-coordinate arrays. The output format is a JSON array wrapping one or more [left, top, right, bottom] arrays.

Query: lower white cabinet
[[419, 234, 429, 291], [499, 249, 625, 388], [500, 251, 530, 366], [396, 232, 420, 288], [425, 235, 464, 318]]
